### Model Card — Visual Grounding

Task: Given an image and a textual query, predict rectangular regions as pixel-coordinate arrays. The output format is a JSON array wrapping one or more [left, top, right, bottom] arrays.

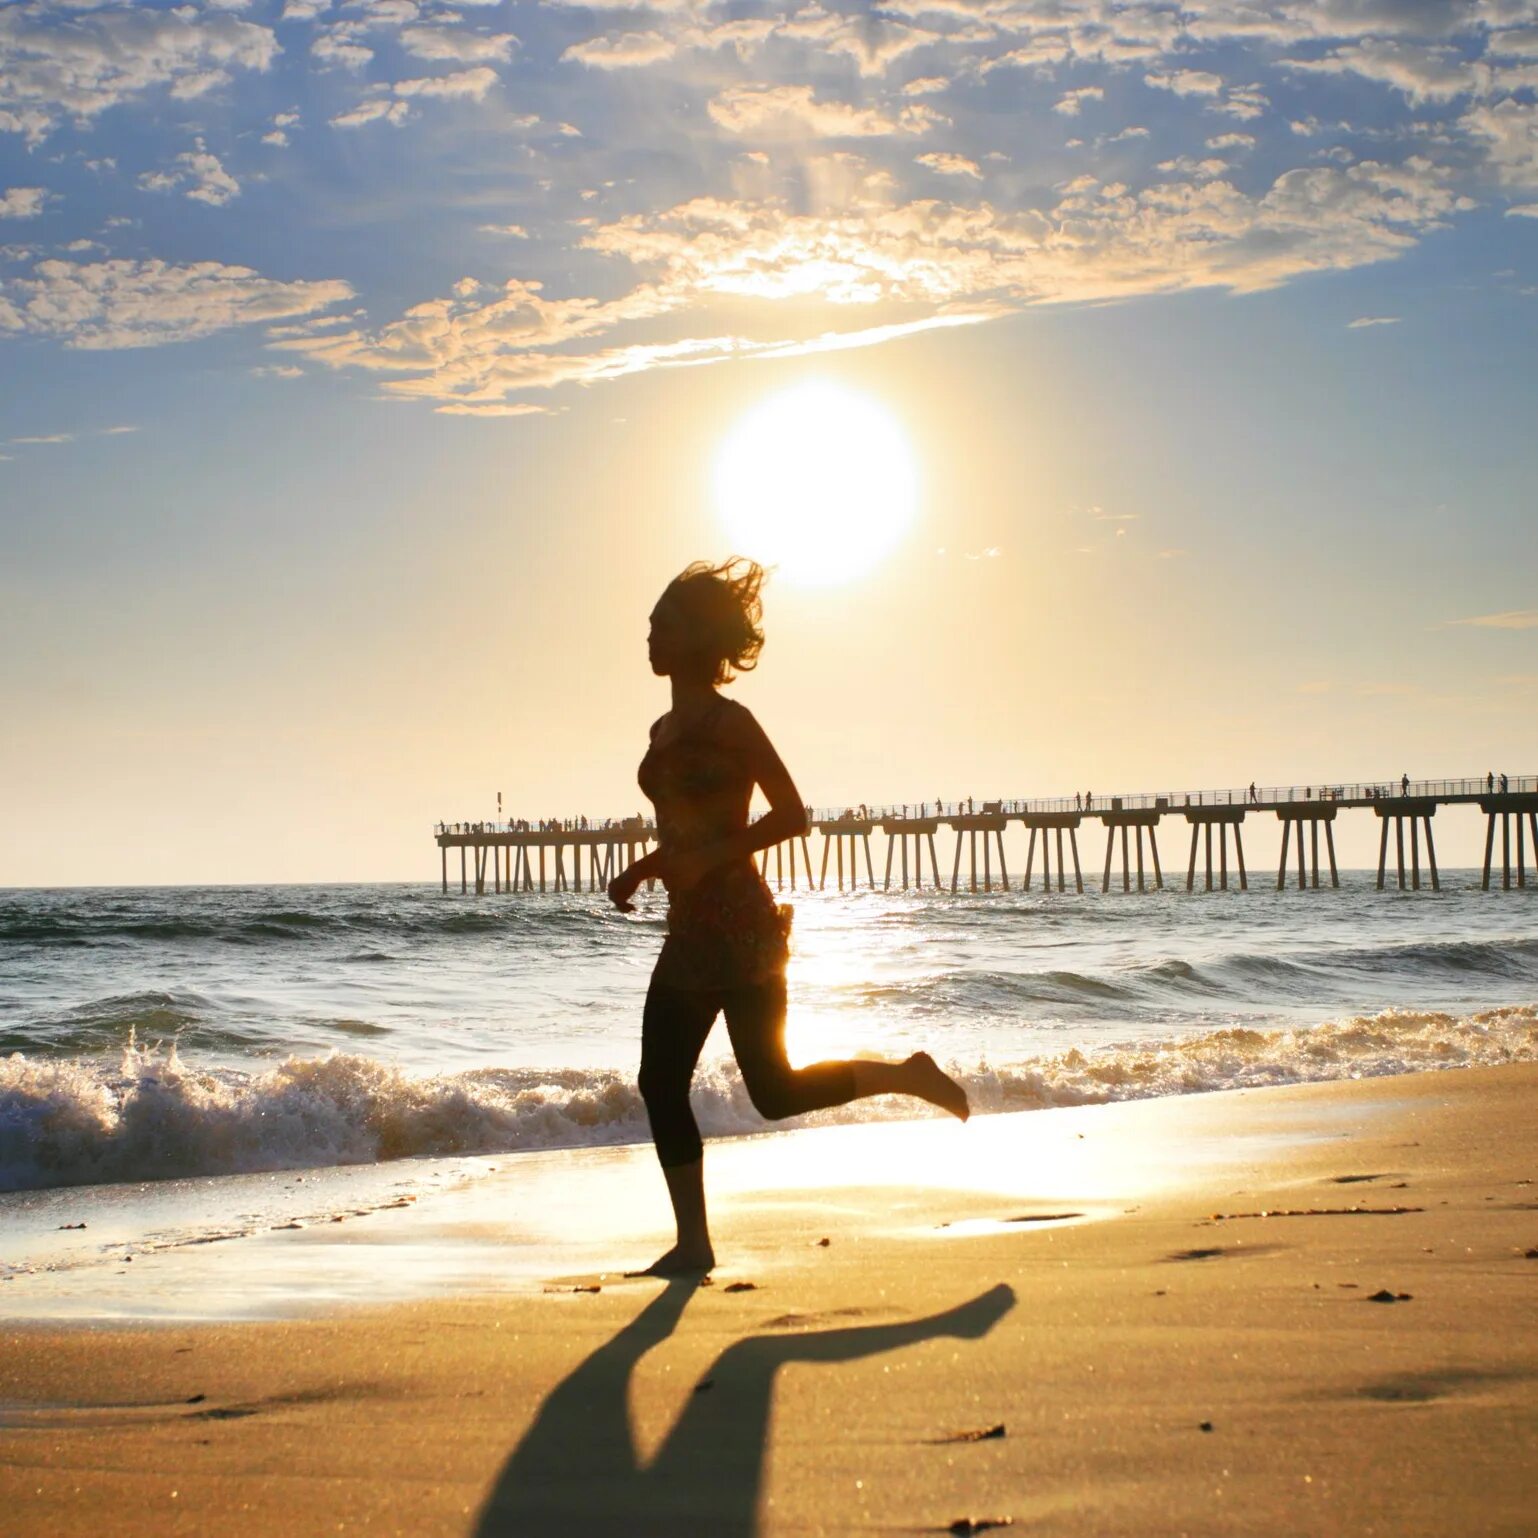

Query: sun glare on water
[[713, 382, 919, 585]]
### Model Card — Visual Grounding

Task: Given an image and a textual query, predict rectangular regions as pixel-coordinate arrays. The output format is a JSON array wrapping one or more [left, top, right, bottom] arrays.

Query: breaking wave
[[3, 1005, 1534, 1194]]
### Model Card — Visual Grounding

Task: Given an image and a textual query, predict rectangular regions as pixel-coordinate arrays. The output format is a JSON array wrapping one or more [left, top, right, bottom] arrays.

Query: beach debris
[[57, 1222, 86, 1230], [947, 1517, 1013, 1534], [1006, 1212, 1083, 1224], [1168, 1248, 1224, 1261], [816, 1237, 831, 1247], [1365, 1290, 1412, 1303], [185, 1394, 207, 1404], [693, 1379, 714, 1394], [1210, 1206, 1422, 1221], [723, 1281, 758, 1293], [933, 1423, 1006, 1444], [273, 1221, 305, 1231], [1329, 1173, 1392, 1184], [572, 1284, 602, 1294], [1524, 1249, 1538, 1259], [1199, 1421, 1214, 1433]]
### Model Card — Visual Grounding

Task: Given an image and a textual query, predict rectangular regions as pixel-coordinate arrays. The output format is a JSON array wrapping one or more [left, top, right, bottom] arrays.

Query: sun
[[712, 382, 919, 586]]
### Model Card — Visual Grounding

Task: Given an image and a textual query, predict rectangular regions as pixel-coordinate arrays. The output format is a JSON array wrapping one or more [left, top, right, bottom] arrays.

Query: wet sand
[[3, 1062, 1536, 1536]]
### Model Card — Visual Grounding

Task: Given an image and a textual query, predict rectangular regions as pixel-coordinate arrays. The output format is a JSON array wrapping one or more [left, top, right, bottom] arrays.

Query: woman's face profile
[[647, 593, 693, 677]]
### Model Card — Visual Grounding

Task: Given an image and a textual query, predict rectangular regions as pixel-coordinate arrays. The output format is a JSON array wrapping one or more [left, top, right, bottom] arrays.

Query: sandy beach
[[3, 1062, 1535, 1537]]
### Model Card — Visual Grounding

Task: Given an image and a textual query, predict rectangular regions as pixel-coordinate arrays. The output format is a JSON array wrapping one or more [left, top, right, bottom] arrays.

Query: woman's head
[[648, 557, 766, 685]]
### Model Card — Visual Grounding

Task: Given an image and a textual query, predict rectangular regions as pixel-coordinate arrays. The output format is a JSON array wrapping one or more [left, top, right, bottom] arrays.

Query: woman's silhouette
[[608, 559, 969, 1274]]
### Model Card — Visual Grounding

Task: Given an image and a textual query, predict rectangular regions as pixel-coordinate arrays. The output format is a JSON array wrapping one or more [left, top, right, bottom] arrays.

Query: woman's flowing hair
[[664, 557, 767, 685]]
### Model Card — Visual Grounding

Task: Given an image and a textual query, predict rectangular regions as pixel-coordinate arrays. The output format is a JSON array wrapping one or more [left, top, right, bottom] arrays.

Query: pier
[[435, 776, 1538, 897]]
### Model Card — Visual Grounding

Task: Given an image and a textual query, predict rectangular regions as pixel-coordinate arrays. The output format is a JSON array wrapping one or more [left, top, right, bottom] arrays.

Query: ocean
[[4, 876, 1535, 1199]]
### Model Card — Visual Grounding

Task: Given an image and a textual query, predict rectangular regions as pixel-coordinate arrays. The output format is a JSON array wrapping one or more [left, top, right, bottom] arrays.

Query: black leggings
[[639, 973, 858, 1168]]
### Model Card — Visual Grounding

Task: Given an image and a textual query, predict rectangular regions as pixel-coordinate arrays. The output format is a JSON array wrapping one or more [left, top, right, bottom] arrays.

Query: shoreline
[[3, 1062, 1536, 1534]]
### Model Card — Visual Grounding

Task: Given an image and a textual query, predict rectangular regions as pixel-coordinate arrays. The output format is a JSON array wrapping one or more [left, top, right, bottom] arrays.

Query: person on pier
[[607, 557, 969, 1276]]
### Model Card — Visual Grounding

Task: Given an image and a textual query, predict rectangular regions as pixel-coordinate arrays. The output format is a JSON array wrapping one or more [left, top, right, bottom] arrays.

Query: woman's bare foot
[[638, 1241, 716, 1277], [906, 1051, 970, 1121]]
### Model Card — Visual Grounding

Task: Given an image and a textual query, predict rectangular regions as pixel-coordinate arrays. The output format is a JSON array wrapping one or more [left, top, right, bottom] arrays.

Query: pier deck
[[435, 776, 1538, 897]]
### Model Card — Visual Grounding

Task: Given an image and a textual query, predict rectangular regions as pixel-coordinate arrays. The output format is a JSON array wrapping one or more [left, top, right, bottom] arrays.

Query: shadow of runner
[[474, 1281, 1014, 1537]]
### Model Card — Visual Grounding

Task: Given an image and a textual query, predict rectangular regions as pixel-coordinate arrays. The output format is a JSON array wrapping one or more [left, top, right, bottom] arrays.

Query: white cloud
[[708, 85, 938, 138], [1463, 97, 1538, 189], [1145, 69, 1225, 97], [401, 24, 517, 63], [331, 66, 498, 126], [1054, 86, 1104, 116], [0, 257, 352, 350], [1348, 314, 1400, 326], [916, 150, 981, 177], [138, 146, 241, 207], [0, 187, 48, 220], [271, 155, 1474, 413], [1448, 608, 1538, 628], [312, 30, 373, 70], [394, 66, 498, 99], [251, 363, 305, 378], [1285, 41, 1481, 104], [563, 31, 676, 69], [0, 4, 278, 142], [10, 432, 72, 444]]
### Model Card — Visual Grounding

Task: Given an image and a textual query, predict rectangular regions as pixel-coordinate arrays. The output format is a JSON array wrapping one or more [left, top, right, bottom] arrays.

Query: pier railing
[[438, 775, 1534, 835], [434, 772, 1538, 897]]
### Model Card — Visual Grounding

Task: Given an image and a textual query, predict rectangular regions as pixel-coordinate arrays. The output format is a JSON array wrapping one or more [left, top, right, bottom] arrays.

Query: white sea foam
[[2, 1005, 1534, 1193]]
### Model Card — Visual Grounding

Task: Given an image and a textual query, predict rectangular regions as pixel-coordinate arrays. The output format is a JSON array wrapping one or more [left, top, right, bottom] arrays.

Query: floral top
[[638, 697, 791, 990]]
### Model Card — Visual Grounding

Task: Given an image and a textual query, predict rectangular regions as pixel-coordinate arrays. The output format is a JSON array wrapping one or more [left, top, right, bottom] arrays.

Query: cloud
[[915, 150, 981, 178], [1508, 201, 1538, 215], [331, 66, 499, 126], [312, 30, 373, 70], [708, 85, 938, 139], [0, 258, 352, 350], [1285, 41, 1482, 103], [0, 4, 278, 142], [1145, 69, 1225, 97], [1054, 86, 1104, 116], [1447, 609, 1538, 629], [269, 154, 1474, 413], [401, 24, 517, 63], [0, 187, 48, 220], [10, 432, 72, 444], [1462, 97, 1538, 190], [563, 31, 676, 69], [138, 146, 240, 207], [1347, 313, 1400, 326]]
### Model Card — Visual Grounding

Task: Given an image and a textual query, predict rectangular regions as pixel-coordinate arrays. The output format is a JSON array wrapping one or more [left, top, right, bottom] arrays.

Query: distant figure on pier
[[1085, 790, 1094, 810], [1401, 773, 1410, 796], [1249, 781, 1257, 804], [606, 557, 969, 1277], [1500, 772, 1509, 793], [1075, 791, 1082, 811]]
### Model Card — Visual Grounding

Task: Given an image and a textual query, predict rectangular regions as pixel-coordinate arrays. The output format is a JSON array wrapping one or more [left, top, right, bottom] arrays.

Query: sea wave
[[3, 1005, 1533, 1194]]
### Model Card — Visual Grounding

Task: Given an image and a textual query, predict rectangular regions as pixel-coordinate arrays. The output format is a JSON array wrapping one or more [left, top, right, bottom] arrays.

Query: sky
[[2, 0, 1537, 885]]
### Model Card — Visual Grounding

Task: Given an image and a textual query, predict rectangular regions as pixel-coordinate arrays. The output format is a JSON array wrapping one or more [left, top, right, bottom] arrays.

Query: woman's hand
[[608, 864, 644, 912]]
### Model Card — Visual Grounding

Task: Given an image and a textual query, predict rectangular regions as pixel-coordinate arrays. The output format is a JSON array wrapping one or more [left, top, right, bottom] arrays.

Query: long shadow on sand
[[473, 1279, 1015, 1536]]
